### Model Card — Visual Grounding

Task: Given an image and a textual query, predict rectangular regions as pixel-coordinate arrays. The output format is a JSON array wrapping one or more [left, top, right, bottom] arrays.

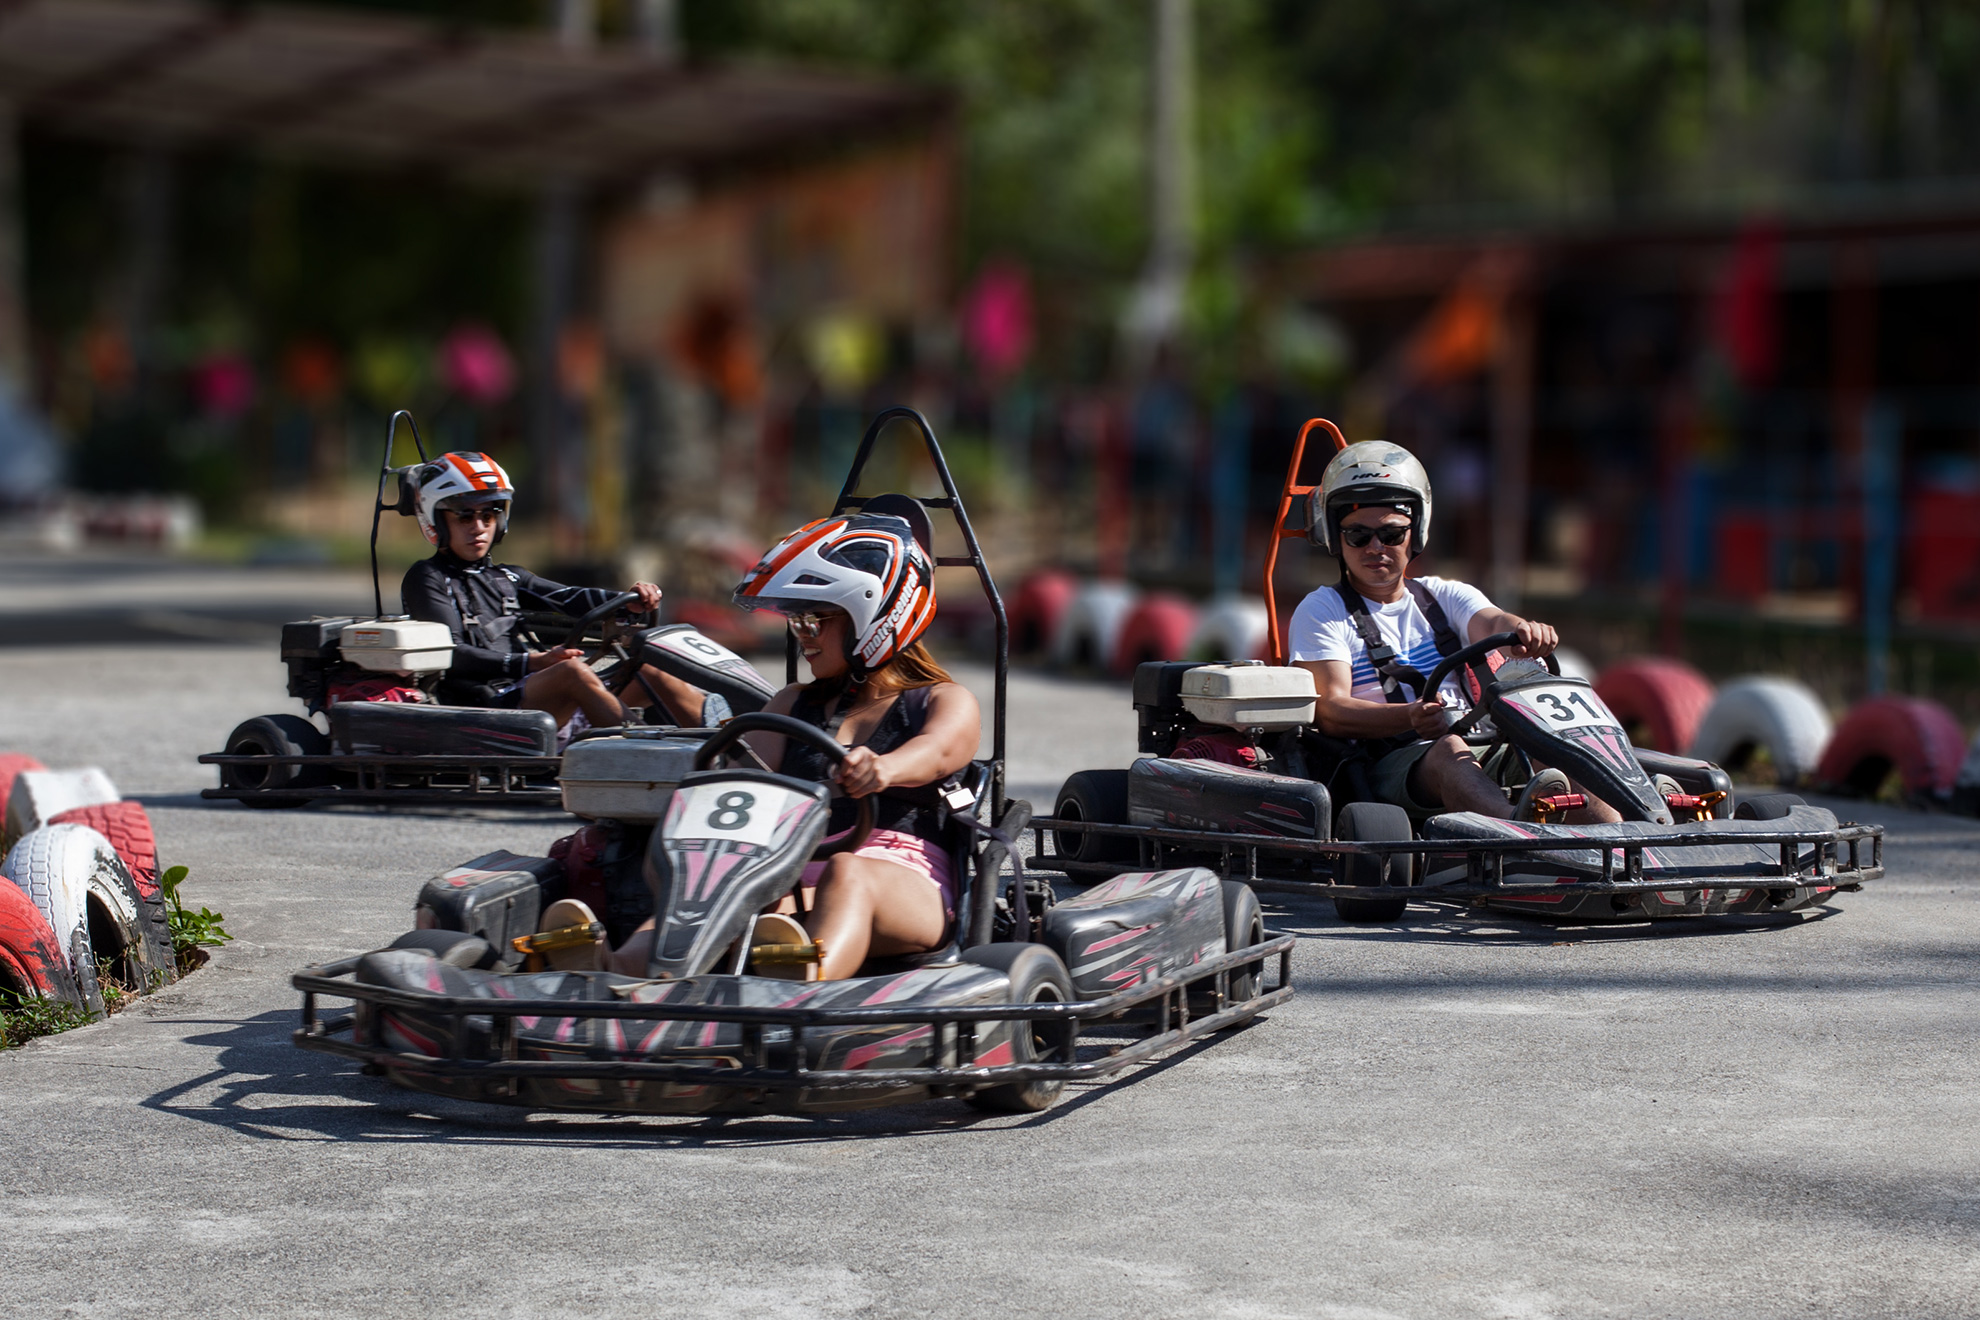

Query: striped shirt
[[1288, 576, 1493, 703]]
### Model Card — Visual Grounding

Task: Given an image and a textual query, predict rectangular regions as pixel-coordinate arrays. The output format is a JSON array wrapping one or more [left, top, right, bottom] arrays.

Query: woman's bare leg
[[806, 855, 947, 980]]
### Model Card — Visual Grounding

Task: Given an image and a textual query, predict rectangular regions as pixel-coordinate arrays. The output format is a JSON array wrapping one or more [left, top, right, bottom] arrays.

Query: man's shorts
[[1371, 738, 1522, 818]]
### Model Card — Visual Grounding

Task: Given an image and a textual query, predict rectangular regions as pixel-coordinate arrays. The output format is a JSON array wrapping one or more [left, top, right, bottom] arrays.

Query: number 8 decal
[[707, 790, 754, 830]]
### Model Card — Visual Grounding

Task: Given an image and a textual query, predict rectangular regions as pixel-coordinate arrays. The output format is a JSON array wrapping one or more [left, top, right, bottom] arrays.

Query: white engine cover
[[1179, 663, 1316, 731], [340, 619, 454, 674], [559, 736, 703, 823]]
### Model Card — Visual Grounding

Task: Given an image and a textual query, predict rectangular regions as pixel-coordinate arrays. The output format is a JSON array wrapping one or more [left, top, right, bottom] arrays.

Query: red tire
[[50, 802, 159, 902], [1008, 569, 1078, 657], [0, 876, 85, 1006], [1593, 658, 1715, 753], [0, 753, 46, 826], [1111, 595, 1199, 675], [1816, 696, 1967, 800]]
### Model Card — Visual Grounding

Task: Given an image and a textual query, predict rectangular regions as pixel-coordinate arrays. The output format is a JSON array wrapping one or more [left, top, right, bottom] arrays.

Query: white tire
[[1, 824, 116, 1012], [1686, 676, 1833, 786], [1189, 596, 1269, 662], [3, 767, 120, 853], [1051, 580, 1139, 670], [1551, 646, 1596, 684]]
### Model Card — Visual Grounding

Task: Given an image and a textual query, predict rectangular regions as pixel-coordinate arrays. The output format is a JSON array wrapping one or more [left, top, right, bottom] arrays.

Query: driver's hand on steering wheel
[[629, 582, 663, 612], [1506, 619, 1559, 659], [834, 746, 896, 798], [1409, 697, 1453, 739], [527, 647, 585, 673]]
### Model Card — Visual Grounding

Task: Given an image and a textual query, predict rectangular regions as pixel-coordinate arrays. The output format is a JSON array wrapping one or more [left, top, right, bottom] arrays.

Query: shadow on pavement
[[142, 1008, 1219, 1147]]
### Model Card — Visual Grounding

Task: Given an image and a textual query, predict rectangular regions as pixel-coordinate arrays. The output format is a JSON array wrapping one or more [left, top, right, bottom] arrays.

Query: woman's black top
[[401, 550, 615, 684], [780, 684, 941, 840]]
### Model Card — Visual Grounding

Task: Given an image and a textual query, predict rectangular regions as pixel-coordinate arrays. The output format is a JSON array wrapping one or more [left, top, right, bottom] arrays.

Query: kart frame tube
[[1025, 815, 1883, 899], [292, 934, 1294, 1093]]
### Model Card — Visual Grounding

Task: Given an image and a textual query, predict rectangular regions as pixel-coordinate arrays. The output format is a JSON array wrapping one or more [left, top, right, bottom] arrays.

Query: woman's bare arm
[[836, 683, 980, 798]]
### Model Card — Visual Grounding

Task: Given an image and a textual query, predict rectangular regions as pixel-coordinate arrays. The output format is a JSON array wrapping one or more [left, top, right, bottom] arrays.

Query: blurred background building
[[4, 0, 1980, 709]]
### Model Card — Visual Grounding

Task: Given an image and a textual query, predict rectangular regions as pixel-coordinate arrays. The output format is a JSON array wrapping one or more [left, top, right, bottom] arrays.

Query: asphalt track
[[1, 558, 1976, 1319]]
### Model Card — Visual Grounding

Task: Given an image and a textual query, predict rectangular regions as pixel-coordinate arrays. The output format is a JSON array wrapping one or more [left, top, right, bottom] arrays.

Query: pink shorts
[[801, 828, 956, 918]]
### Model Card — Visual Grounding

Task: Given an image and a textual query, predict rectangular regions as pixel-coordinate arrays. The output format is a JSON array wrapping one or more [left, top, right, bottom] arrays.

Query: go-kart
[[1031, 418, 1883, 923], [200, 413, 776, 808], [291, 408, 1290, 1115]]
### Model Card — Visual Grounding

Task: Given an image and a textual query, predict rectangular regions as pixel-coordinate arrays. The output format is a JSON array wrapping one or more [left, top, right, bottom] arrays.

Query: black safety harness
[[1331, 578, 1463, 704]]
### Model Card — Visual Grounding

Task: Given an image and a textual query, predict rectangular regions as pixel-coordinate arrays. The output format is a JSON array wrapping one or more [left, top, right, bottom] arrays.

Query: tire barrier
[[0, 753, 47, 824], [48, 803, 176, 987], [1687, 677, 1833, 787], [1052, 580, 1139, 671], [1550, 647, 1596, 684], [1189, 597, 1270, 663], [2, 825, 106, 1013], [1111, 595, 1200, 676], [1008, 568, 1079, 657], [1953, 731, 1980, 815], [1815, 696, 1966, 802], [0, 875, 87, 1007], [2, 767, 120, 853], [4, 822, 174, 1001], [1593, 658, 1715, 754]]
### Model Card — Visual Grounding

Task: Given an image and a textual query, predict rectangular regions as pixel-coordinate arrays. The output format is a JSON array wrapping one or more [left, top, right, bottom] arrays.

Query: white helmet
[[413, 452, 514, 547], [733, 513, 937, 677], [1310, 440, 1434, 555]]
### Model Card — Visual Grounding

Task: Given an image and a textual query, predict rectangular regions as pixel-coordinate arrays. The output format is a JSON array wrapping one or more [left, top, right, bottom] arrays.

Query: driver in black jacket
[[399, 451, 715, 731]]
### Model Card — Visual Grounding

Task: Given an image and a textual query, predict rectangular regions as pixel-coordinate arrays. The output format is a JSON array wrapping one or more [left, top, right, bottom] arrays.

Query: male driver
[[1287, 441, 1617, 823], [400, 451, 717, 731]]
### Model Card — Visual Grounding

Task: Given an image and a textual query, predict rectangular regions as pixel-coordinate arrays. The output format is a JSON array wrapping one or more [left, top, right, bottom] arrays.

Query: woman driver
[[605, 509, 978, 981]]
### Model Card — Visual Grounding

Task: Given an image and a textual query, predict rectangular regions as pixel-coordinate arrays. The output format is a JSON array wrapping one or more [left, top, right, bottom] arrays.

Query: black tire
[[1052, 769, 1133, 864], [961, 942, 1074, 1113], [1734, 792, 1805, 821], [1220, 879, 1266, 1006], [388, 928, 502, 969], [1334, 801, 1414, 924], [222, 714, 329, 807]]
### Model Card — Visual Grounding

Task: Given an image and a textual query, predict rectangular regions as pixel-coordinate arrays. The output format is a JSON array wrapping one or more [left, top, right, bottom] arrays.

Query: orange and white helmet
[[734, 513, 937, 676], [413, 452, 514, 546]]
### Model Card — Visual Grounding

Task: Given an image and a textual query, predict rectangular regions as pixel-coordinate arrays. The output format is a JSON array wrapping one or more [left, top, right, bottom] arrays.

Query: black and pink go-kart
[[199, 412, 777, 809], [291, 409, 1290, 1115], [1030, 418, 1883, 925]]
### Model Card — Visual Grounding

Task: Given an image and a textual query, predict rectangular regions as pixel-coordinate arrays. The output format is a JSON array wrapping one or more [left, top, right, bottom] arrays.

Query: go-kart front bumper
[[292, 935, 1294, 1111]]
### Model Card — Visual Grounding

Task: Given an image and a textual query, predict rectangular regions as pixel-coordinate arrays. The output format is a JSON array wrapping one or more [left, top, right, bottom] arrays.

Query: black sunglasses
[[1342, 524, 1412, 548]]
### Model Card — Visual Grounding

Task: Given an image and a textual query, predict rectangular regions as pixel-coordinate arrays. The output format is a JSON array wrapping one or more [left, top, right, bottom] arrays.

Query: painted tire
[[2, 826, 107, 1013], [1687, 677, 1833, 786], [2, 766, 120, 853], [1189, 597, 1270, 663], [1551, 647, 1596, 684], [1051, 580, 1139, 670], [0, 753, 47, 824], [0, 876, 87, 1007], [1008, 569, 1079, 657], [1815, 696, 1966, 801], [1593, 658, 1715, 754], [47, 803, 176, 985], [1111, 595, 1199, 675]]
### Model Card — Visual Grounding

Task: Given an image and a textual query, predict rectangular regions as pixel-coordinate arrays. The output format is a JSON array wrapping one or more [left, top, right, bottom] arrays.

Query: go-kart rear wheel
[[1734, 792, 1804, 821], [962, 942, 1073, 1113], [222, 715, 328, 809], [1052, 770, 1133, 865], [1334, 802, 1413, 924], [1220, 880, 1265, 1006]]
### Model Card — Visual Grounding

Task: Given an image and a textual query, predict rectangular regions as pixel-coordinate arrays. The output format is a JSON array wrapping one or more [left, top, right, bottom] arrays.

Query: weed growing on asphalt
[[0, 992, 94, 1050], [161, 864, 232, 973]]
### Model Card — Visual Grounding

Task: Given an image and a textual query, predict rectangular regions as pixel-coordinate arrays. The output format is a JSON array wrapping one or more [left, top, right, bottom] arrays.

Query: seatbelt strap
[[1332, 579, 1462, 704]]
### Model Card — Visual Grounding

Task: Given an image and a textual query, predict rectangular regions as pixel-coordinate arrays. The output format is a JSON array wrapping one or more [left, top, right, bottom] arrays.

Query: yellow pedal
[[511, 920, 604, 955], [748, 941, 826, 966]]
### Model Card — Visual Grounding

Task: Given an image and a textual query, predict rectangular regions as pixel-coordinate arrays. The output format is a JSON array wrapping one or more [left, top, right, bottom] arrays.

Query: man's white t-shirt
[[1288, 576, 1494, 704]]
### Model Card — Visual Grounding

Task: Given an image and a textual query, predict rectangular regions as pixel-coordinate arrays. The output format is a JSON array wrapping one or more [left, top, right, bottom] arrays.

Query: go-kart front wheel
[[962, 942, 1073, 1113], [1333, 802, 1413, 924], [222, 714, 329, 809]]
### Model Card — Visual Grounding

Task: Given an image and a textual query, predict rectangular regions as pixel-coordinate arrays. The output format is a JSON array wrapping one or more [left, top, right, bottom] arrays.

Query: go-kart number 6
[[657, 631, 745, 666], [671, 781, 801, 848], [1505, 684, 1618, 732]]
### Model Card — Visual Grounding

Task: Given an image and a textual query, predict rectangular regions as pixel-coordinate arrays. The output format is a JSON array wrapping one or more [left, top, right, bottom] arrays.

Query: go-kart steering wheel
[[693, 712, 874, 854], [556, 590, 651, 651], [1421, 631, 1561, 740]]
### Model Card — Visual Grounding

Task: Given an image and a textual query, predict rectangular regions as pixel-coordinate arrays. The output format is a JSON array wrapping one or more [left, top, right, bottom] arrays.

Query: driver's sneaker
[[1511, 768, 1573, 823], [528, 898, 606, 972]]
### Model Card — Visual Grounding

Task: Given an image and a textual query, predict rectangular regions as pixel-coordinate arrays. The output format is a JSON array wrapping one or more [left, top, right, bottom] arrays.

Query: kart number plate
[[653, 629, 746, 668], [672, 781, 807, 848], [1502, 683, 1618, 732]]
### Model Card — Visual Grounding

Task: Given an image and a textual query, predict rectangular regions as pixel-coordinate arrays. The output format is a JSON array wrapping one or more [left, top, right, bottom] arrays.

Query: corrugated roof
[[0, 0, 946, 184]]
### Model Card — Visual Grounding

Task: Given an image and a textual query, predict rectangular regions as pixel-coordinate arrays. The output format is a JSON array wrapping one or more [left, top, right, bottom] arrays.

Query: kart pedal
[[747, 912, 825, 981], [1663, 789, 1725, 822], [511, 920, 604, 955], [1531, 793, 1585, 823], [748, 942, 826, 966]]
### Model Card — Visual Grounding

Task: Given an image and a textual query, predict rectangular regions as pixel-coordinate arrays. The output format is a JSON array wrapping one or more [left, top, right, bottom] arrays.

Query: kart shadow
[[129, 792, 556, 824], [143, 1009, 1212, 1147], [1254, 889, 1844, 946]]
